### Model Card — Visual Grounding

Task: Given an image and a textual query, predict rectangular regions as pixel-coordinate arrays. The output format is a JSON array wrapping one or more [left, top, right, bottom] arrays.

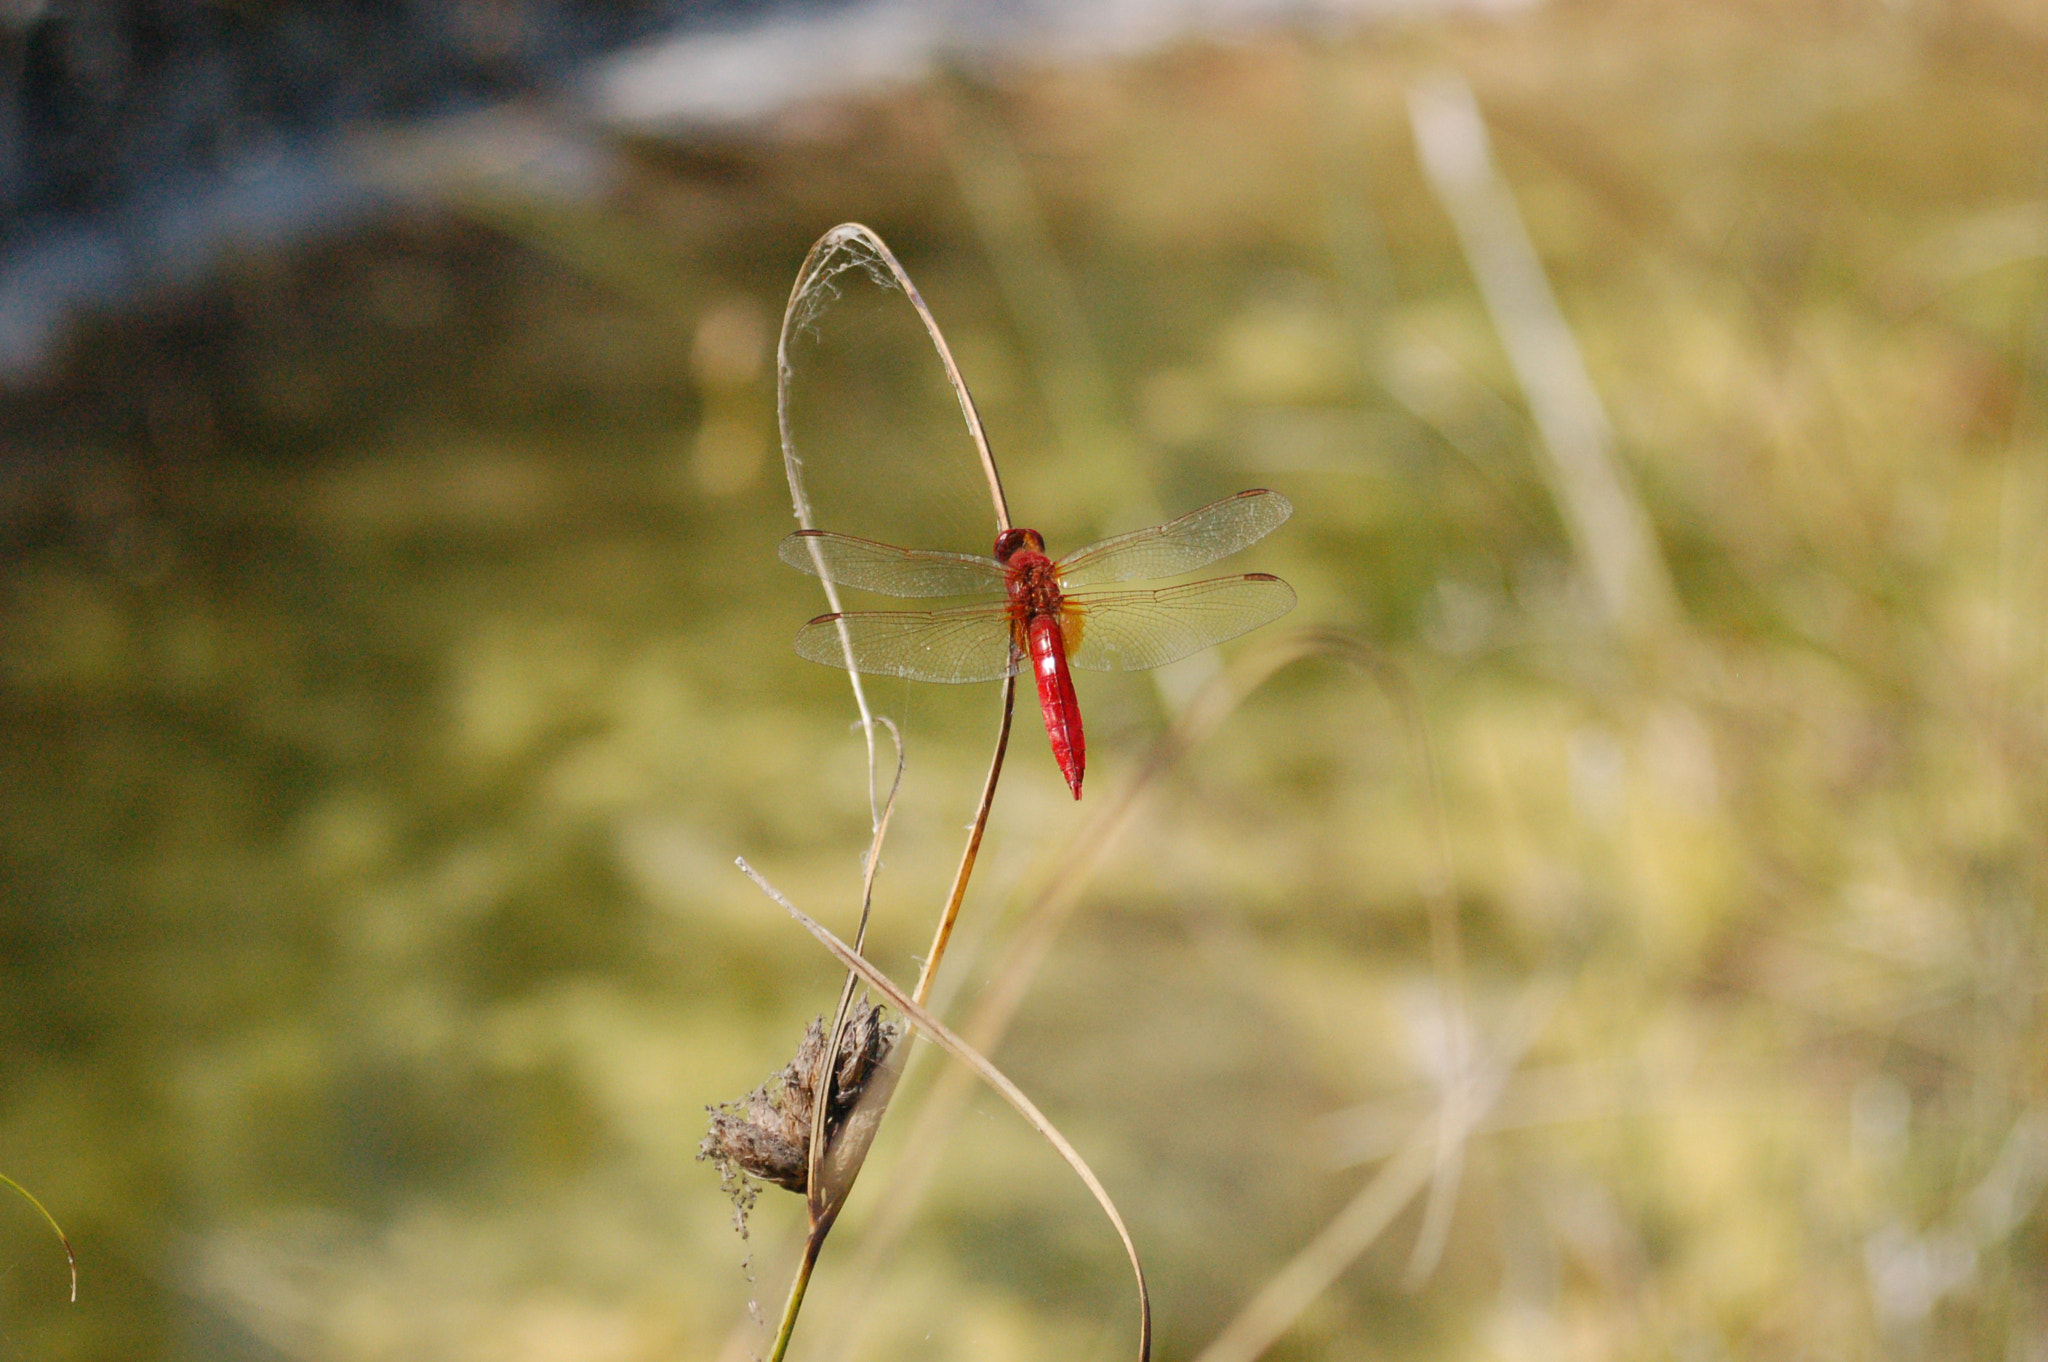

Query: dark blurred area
[[2, 0, 720, 220], [0, 0, 836, 374]]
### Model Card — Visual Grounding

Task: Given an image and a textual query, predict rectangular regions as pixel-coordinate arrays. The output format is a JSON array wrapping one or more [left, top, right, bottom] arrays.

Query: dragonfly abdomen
[[1025, 613, 1085, 798]]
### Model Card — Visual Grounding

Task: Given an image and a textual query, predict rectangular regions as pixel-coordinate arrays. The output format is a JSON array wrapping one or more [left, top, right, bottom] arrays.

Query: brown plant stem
[[911, 673, 1016, 1009]]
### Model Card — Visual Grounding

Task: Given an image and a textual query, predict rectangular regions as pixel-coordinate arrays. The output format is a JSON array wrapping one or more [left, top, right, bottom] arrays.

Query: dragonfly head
[[993, 527, 1045, 563]]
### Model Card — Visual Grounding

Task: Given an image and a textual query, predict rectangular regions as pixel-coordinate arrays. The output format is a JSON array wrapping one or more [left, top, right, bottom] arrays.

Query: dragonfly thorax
[[1001, 541, 1063, 619]]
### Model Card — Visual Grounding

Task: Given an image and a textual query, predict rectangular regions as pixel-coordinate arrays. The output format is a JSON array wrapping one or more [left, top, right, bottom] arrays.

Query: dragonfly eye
[[994, 528, 1043, 562]]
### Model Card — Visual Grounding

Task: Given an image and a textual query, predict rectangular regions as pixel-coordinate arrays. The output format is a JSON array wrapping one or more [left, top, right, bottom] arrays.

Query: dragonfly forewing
[[1064, 575, 1296, 672], [779, 530, 1006, 598], [794, 605, 1022, 683], [1056, 489, 1293, 587]]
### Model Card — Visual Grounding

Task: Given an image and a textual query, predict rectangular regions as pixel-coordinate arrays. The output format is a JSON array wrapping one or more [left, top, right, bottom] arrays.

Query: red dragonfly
[[779, 488, 1295, 798]]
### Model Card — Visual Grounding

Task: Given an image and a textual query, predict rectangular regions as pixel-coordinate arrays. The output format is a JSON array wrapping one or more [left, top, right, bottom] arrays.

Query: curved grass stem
[[0, 1170, 75, 1303], [764, 1234, 824, 1362], [740, 860, 1152, 1361]]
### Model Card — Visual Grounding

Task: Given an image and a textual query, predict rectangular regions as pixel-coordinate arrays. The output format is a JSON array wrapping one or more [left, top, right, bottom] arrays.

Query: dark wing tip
[[1250, 488, 1293, 519], [777, 531, 825, 575]]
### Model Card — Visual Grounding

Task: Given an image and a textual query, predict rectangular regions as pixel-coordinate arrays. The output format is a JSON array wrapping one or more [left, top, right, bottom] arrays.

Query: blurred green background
[[3, 2, 2046, 1359]]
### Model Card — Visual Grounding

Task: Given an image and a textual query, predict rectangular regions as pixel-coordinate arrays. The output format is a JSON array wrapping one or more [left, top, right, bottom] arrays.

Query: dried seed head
[[699, 998, 900, 1221]]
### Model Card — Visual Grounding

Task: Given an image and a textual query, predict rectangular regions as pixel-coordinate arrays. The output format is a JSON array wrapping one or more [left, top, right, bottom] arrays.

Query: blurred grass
[[2, 1, 2045, 1359]]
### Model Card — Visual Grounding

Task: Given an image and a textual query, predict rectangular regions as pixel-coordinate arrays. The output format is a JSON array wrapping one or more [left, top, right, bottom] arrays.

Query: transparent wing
[[793, 605, 1021, 682], [1064, 575, 1296, 672], [780, 530, 1005, 598], [1056, 489, 1293, 587]]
